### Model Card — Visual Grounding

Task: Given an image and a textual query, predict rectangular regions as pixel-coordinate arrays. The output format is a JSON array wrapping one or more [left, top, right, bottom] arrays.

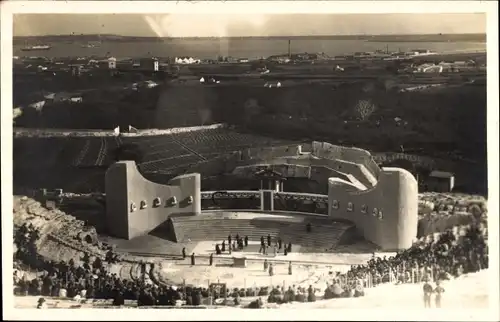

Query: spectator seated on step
[[294, 289, 306, 302], [267, 287, 284, 304], [246, 297, 263, 308], [354, 281, 365, 297], [283, 286, 295, 303], [323, 283, 339, 300], [233, 294, 240, 306], [258, 287, 269, 296]]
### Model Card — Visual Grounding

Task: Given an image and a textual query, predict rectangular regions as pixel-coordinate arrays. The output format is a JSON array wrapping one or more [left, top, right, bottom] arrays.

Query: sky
[[14, 13, 486, 38]]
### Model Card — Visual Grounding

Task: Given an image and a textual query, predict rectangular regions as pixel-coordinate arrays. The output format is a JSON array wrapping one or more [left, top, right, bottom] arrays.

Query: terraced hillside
[[128, 128, 294, 174], [14, 128, 294, 193], [13, 196, 107, 264]]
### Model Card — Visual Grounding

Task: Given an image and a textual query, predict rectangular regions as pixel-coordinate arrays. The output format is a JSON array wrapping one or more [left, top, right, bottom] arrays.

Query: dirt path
[[13, 124, 226, 138]]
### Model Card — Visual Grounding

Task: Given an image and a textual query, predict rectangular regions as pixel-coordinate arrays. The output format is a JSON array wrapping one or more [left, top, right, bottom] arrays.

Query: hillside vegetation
[[15, 81, 485, 159]]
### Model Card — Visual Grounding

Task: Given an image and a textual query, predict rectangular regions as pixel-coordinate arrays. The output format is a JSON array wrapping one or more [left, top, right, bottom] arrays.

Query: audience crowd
[[323, 223, 487, 300], [14, 218, 487, 308]]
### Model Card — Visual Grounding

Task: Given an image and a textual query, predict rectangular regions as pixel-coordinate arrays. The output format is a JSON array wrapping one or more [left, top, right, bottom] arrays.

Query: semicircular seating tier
[[168, 212, 355, 252]]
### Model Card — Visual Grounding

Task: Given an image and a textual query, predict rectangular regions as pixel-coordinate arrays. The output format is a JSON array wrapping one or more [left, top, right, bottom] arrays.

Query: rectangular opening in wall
[[262, 190, 272, 211]]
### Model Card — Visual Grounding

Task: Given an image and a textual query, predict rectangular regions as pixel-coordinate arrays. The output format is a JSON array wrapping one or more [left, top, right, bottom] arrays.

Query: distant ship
[[81, 34, 102, 48], [81, 42, 101, 48], [21, 45, 52, 52]]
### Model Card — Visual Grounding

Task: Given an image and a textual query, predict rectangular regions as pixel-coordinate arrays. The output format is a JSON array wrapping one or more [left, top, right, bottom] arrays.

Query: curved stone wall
[[311, 141, 381, 181], [105, 161, 201, 240], [328, 167, 418, 250]]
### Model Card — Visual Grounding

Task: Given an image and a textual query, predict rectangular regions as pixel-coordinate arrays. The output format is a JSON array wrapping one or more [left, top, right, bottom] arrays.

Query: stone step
[[172, 219, 346, 229], [174, 225, 345, 238], [173, 222, 348, 248], [171, 219, 343, 229]]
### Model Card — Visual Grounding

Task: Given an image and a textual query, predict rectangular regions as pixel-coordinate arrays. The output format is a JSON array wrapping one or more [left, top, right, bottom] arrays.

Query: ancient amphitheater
[[12, 125, 488, 310]]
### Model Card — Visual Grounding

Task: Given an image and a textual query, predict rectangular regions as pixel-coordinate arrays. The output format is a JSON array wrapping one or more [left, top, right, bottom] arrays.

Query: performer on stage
[[259, 236, 265, 253]]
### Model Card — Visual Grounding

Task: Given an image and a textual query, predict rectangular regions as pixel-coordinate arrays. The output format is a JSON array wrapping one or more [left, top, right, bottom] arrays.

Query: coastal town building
[[427, 171, 455, 192]]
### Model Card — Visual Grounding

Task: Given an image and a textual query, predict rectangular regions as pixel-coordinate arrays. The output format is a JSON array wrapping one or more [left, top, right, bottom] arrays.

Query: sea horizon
[[13, 32, 486, 41]]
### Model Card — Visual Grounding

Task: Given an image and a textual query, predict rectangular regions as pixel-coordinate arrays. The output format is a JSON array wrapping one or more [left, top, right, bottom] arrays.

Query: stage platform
[[99, 232, 384, 266], [98, 210, 377, 264]]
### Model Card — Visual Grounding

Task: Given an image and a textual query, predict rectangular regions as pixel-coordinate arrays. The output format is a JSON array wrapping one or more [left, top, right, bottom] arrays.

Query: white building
[[70, 97, 83, 103], [264, 81, 283, 88], [44, 92, 56, 100], [409, 49, 435, 56], [144, 80, 159, 88], [108, 57, 117, 69], [28, 100, 45, 111], [13, 107, 23, 119], [175, 57, 201, 64], [428, 171, 455, 192], [415, 63, 443, 73], [423, 65, 443, 73]]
